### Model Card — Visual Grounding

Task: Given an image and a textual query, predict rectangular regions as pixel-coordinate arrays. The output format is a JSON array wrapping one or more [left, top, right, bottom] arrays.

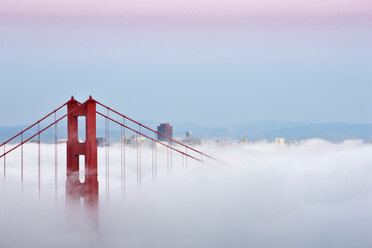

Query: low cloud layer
[[0, 139, 371, 248]]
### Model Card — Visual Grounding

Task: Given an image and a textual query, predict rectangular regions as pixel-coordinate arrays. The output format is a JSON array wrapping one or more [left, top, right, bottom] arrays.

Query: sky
[[1, 0, 371, 17], [1, 140, 372, 247], [0, 0, 371, 126]]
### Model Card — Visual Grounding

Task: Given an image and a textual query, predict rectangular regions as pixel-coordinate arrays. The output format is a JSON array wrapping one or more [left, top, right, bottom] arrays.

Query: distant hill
[[1, 121, 371, 143]]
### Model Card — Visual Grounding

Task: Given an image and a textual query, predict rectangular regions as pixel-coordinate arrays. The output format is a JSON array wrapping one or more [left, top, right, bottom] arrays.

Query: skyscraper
[[157, 123, 173, 143]]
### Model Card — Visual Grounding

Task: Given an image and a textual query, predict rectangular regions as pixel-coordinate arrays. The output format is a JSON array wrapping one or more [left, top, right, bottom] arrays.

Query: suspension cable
[[0, 102, 67, 148], [38, 122, 41, 198], [54, 112, 58, 199], [120, 118, 125, 196], [152, 134, 154, 181], [3, 145, 5, 180], [154, 133, 157, 180], [123, 117, 126, 195], [21, 133, 23, 188], [95, 111, 202, 162], [182, 154, 184, 168], [0, 102, 85, 159], [105, 112, 108, 199], [139, 125, 142, 188], [186, 147, 188, 167], [170, 149, 172, 173], [167, 147, 169, 174], [136, 125, 139, 188], [107, 110, 110, 198], [95, 100, 214, 160]]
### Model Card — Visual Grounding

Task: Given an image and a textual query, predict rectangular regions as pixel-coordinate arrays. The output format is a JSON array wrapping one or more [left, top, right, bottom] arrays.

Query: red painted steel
[[66, 96, 98, 209], [0, 103, 83, 159], [1, 97, 214, 163], [0, 95, 215, 211]]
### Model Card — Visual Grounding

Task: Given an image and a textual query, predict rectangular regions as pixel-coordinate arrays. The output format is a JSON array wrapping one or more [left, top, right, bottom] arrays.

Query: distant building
[[96, 137, 107, 146], [186, 131, 192, 138], [215, 138, 228, 145], [274, 137, 285, 144], [180, 130, 201, 146], [120, 136, 128, 144], [157, 123, 173, 143], [123, 135, 146, 147], [184, 137, 201, 146]]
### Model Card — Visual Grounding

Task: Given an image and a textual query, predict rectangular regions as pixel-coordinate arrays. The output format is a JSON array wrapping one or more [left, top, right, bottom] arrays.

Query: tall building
[[96, 136, 107, 146], [157, 123, 173, 142]]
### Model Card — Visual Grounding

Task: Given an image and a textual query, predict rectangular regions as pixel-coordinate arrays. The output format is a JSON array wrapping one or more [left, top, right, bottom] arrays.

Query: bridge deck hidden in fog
[[0, 96, 213, 212]]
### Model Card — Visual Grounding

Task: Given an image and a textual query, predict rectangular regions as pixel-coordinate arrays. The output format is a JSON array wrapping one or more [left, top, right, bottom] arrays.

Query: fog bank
[[1, 139, 371, 247]]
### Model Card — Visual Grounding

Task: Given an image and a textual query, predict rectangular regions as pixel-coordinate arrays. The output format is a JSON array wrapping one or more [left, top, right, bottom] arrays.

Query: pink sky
[[1, 0, 371, 18]]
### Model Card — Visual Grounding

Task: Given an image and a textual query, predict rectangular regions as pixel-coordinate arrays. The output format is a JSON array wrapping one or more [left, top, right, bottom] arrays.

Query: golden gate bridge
[[0, 96, 214, 219]]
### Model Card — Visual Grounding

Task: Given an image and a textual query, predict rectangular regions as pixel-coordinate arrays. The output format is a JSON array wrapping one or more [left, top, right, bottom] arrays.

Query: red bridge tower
[[66, 96, 98, 208]]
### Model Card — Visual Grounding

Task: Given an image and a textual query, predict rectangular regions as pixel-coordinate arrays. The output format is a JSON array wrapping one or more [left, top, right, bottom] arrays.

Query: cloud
[[0, 139, 372, 247]]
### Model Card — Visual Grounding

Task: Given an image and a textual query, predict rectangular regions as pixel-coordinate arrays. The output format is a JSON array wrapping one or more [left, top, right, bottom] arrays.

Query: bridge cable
[[136, 125, 139, 188], [3, 145, 5, 195], [182, 154, 184, 169], [108, 110, 110, 199], [0, 100, 92, 201], [167, 147, 169, 174], [104, 114, 107, 198], [21, 133, 23, 194], [185, 147, 188, 168], [3, 145, 5, 180], [0, 102, 67, 149], [105, 110, 109, 199], [139, 125, 142, 188], [95, 111, 202, 162], [120, 118, 125, 196], [105, 112, 107, 199], [123, 117, 126, 195], [95, 101, 214, 160], [120, 122, 123, 196], [152, 134, 154, 181], [0, 102, 85, 159], [38, 122, 41, 199], [54, 112, 58, 200], [154, 133, 157, 180]]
